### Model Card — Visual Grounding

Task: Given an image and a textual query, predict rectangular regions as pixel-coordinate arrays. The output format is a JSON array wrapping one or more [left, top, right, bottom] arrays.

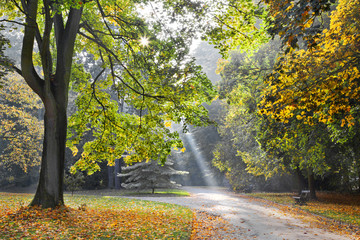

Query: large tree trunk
[[20, 1, 83, 208], [30, 100, 68, 208]]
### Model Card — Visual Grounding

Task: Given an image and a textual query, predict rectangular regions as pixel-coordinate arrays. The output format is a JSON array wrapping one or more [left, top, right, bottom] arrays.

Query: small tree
[[64, 171, 85, 196], [119, 160, 188, 194]]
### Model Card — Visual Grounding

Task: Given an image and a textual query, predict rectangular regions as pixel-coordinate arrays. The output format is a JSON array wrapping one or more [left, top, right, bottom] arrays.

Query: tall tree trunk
[[30, 99, 68, 208], [295, 167, 306, 194], [20, 0, 83, 208], [307, 169, 317, 200], [115, 159, 121, 189], [358, 165, 360, 193], [108, 166, 114, 189]]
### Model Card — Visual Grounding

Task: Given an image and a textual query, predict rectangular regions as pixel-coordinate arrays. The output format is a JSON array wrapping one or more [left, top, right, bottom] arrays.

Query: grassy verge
[[247, 192, 360, 234], [0, 192, 193, 239], [69, 188, 191, 197]]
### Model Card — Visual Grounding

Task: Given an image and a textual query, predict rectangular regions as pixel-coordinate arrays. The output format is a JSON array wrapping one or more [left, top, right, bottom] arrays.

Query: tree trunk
[[108, 166, 114, 189], [115, 159, 121, 189], [307, 169, 317, 200], [358, 166, 360, 193], [295, 167, 306, 194], [19, 2, 82, 208], [30, 101, 67, 208]]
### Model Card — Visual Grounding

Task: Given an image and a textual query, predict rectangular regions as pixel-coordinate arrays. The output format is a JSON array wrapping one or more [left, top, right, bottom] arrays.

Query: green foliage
[[264, 0, 337, 50], [204, 0, 269, 57], [0, 30, 13, 79], [56, 0, 216, 174], [212, 40, 279, 190], [64, 171, 85, 195], [1, 0, 217, 178]]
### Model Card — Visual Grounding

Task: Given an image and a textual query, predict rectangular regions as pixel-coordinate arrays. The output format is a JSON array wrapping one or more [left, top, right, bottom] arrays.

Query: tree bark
[[108, 166, 114, 189], [20, 1, 83, 208], [115, 159, 121, 189], [295, 167, 306, 194], [307, 169, 317, 200], [30, 101, 67, 208]]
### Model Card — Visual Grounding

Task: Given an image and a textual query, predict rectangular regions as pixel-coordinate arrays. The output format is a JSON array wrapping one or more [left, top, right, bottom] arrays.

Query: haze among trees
[[210, 0, 360, 197], [0, 0, 359, 210]]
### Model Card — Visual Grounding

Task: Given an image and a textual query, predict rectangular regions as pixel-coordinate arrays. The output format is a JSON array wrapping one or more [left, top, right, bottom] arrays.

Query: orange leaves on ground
[[190, 211, 231, 240], [0, 193, 192, 239], [304, 192, 360, 227], [247, 192, 360, 239]]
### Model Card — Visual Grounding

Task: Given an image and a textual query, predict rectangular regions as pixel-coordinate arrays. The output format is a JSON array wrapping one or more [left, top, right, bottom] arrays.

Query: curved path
[[128, 187, 352, 240]]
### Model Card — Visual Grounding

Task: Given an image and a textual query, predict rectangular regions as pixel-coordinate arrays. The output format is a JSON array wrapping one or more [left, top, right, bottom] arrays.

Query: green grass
[[70, 188, 191, 197], [125, 188, 191, 196], [0, 192, 193, 239], [248, 192, 295, 204]]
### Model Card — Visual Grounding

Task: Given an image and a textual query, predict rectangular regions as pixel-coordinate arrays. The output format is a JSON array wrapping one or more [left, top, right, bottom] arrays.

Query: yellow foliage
[[0, 74, 43, 172], [260, 0, 360, 127], [164, 121, 172, 128]]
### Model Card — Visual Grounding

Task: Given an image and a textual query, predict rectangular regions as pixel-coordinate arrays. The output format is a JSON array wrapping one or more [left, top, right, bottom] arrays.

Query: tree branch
[[39, 0, 53, 81], [21, 0, 45, 99]]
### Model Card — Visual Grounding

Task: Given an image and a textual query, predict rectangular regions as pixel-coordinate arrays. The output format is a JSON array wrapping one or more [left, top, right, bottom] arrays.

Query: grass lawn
[[70, 188, 191, 197], [247, 192, 360, 236], [0, 192, 193, 239]]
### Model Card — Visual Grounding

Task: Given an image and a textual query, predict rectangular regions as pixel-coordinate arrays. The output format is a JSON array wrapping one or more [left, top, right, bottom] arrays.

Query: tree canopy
[[0, 0, 217, 207], [260, 0, 360, 130]]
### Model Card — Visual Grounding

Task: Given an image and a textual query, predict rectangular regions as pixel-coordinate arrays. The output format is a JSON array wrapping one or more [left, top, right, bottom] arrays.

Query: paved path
[[127, 187, 352, 240]]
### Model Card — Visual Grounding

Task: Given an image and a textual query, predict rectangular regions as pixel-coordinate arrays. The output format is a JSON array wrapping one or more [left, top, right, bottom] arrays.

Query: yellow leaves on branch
[[164, 121, 172, 128], [260, 0, 360, 127], [0, 73, 43, 171]]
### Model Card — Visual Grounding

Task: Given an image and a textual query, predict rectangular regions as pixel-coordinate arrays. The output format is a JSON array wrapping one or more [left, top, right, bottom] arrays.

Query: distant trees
[[210, 0, 360, 194], [64, 171, 85, 196], [259, 0, 360, 193], [0, 31, 12, 79], [211, 41, 293, 192], [0, 73, 43, 186], [119, 160, 188, 194]]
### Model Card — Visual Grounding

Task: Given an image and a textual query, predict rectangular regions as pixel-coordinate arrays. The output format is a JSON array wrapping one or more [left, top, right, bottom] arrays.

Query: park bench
[[293, 190, 310, 205]]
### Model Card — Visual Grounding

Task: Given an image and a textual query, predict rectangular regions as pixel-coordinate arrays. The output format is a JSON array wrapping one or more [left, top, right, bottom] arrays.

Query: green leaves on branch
[[65, 0, 216, 174], [204, 0, 269, 57]]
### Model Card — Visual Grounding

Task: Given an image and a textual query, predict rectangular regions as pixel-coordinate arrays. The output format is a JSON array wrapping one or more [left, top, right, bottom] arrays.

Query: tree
[[119, 160, 188, 194], [261, 0, 360, 128], [0, 0, 215, 208], [212, 41, 280, 191], [64, 170, 85, 196], [0, 30, 12, 79], [0, 73, 43, 178], [204, 0, 269, 57], [256, 0, 360, 196], [263, 0, 336, 50]]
